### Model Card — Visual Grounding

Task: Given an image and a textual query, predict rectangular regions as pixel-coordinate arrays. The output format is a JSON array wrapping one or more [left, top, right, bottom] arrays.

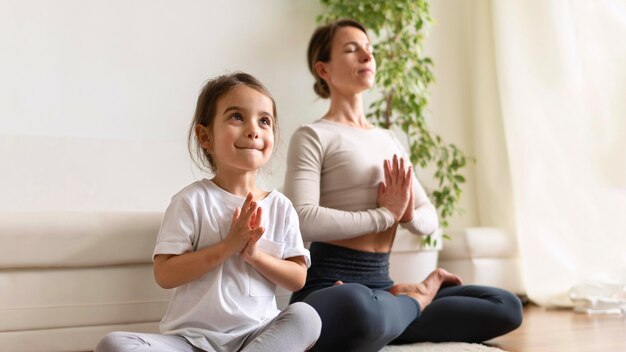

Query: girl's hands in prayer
[[240, 205, 264, 262], [226, 193, 265, 254]]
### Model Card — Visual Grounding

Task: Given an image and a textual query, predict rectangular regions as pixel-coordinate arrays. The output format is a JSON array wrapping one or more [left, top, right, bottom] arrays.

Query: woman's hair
[[188, 72, 278, 173], [307, 19, 368, 98]]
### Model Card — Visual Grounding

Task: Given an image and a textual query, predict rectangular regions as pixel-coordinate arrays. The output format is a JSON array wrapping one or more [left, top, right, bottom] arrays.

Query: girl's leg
[[301, 283, 420, 352], [95, 332, 202, 352], [393, 285, 523, 344], [240, 302, 321, 352]]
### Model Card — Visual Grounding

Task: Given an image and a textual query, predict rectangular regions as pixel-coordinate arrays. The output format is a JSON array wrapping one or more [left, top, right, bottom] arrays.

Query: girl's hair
[[307, 19, 368, 98], [188, 72, 278, 173]]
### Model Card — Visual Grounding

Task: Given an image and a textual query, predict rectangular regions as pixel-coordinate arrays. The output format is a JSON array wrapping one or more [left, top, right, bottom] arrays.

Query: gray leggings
[[95, 302, 321, 352]]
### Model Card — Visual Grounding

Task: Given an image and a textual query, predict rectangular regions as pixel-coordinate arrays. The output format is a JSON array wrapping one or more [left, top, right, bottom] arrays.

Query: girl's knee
[[95, 332, 131, 352], [284, 302, 322, 347], [288, 302, 322, 330]]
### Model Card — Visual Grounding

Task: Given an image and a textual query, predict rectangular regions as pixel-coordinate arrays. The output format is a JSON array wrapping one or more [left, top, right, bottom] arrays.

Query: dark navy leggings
[[291, 242, 523, 352]]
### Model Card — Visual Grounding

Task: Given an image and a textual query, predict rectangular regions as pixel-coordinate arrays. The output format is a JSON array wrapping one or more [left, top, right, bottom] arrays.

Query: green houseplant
[[317, 0, 469, 246]]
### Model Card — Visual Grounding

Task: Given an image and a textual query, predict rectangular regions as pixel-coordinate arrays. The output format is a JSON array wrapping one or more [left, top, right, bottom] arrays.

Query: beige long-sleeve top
[[284, 119, 438, 242]]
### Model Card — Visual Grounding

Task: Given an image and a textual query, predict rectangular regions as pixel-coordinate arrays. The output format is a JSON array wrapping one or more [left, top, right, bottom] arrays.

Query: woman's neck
[[323, 92, 372, 128]]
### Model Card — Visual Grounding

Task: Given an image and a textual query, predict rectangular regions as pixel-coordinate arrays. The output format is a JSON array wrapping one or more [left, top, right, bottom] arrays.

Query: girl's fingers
[[250, 226, 265, 241], [253, 207, 263, 228], [232, 207, 241, 223]]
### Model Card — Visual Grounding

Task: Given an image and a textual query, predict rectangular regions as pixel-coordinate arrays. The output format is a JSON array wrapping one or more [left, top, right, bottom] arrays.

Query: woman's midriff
[[326, 223, 399, 253]]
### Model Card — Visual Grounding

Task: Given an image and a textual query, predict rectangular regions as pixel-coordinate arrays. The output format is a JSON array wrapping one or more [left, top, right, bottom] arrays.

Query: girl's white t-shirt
[[153, 179, 310, 352]]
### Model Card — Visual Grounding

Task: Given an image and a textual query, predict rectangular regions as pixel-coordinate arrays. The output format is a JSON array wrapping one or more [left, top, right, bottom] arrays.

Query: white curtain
[[484, 0, 626, 305]]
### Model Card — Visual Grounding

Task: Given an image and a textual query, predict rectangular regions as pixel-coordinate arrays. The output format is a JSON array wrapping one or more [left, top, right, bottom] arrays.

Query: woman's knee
[[304, 284, 395, 340], [498, 290, 523, 331]]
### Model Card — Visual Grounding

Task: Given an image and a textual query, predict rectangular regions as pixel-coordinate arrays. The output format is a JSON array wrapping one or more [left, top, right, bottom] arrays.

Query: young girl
[[96, 72, 321, 352]]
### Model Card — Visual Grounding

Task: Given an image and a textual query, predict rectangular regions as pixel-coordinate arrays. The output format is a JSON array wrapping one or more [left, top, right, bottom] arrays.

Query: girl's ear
[[195, 124, 212, 151], [315, 61, 329, 81]]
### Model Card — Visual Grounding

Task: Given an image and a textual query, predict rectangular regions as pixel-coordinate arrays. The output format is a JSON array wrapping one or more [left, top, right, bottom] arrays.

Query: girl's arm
[[240, 205, 308, 291], [242, 252, 308, 292], [154, 193, 264, 289], [154, 241, 238, 289]]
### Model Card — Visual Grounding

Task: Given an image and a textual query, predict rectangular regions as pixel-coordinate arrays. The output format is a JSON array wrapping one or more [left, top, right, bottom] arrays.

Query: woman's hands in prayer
[[377, 154, 414, 222]]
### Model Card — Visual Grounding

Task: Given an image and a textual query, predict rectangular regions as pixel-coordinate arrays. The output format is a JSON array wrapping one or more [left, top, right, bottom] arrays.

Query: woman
[[284, 19, 522, 352]]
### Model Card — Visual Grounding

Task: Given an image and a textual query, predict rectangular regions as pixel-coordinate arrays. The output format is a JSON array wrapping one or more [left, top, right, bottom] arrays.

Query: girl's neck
[[211, 172, 266, 200], [323, 92, 372, 129]]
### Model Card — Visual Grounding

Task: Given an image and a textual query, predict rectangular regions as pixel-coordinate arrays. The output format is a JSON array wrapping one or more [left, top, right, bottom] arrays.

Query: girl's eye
[[231, 113, 243, 121], [260, 117, 272, 126]]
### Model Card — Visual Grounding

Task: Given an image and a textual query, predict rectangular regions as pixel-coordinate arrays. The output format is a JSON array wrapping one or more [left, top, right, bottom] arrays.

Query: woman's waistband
[[308, 241, 392, 283]]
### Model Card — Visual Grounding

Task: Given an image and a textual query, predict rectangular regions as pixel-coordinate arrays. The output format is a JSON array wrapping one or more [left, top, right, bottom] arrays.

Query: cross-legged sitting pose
[[284, 19, 523, 352], [96, 72, 320, 352]]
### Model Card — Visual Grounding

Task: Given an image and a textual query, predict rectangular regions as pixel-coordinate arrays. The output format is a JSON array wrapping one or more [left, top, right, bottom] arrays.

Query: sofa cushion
[[0, 212, 163, 268], [0, 264, 170, 331], [439, 227, 517, 260]]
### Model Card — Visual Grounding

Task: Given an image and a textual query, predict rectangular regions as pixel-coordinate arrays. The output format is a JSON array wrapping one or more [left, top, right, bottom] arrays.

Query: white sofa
[[438, 227, 525, 295], [0, 213, 524, 352], [0, 212, 171, 352]]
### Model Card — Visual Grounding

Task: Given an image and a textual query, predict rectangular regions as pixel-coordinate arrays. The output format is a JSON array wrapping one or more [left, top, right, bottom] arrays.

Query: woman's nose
[[360, 49, 372, 62]]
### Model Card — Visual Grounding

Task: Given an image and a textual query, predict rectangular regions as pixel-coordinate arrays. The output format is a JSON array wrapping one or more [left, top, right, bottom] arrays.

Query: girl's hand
[[377, 154, 413, 222], [225, 193, 265, 253], [241, 206, 264, 263]]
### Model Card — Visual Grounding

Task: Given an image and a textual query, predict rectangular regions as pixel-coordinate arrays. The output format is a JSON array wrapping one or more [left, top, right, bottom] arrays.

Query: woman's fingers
[[384, 159, 392, 187]]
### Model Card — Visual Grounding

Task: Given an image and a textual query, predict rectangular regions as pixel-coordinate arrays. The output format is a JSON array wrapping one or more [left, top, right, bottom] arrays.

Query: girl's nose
[[246, 125, 259, 139]]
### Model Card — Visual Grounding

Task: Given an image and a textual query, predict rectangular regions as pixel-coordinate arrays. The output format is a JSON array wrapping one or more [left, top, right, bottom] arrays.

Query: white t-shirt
[[153, 179, 310, 352]]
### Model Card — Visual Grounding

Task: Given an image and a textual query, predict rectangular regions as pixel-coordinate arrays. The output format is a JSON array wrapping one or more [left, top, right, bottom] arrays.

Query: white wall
[[0, 0, 326, 212], [1, 0, 479, 230]]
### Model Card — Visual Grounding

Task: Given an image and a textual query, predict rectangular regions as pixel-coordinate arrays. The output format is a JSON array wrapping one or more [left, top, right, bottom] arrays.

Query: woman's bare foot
[[388, 268, 462, 310]]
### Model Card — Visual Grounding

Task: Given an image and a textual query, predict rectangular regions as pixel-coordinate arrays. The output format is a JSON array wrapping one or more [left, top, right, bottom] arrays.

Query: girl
[[285, 19, 522, 351], [96, 72, 321, 352]]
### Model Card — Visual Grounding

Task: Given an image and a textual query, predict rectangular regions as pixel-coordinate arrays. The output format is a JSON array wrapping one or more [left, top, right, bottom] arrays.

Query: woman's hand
[[225, 193, 265, 254], [377, 154, 413, 222]]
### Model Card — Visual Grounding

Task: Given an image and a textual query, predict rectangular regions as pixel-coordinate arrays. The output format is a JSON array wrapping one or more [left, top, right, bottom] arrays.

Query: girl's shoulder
[[169, 179, 215, 203]]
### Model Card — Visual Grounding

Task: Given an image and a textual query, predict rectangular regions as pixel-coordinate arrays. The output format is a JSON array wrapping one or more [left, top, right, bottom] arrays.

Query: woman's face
[[318, 26, 376, 96]]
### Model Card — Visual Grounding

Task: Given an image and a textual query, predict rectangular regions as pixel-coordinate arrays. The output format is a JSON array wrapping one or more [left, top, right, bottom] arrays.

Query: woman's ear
[[315, 61, 329, 81], [195, 124, 212, 151]]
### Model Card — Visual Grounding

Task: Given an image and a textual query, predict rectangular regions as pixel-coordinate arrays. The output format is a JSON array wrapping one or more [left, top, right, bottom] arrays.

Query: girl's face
[[317, 26, 376, 96], [207, 85, 275, 175]]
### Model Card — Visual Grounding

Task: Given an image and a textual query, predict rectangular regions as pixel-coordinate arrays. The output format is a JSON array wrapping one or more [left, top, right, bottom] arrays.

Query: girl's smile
[[210, 85, 275, 174]]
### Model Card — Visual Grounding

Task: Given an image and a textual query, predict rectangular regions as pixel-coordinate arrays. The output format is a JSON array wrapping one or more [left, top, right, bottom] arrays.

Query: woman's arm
[[284, 126, 397, 242]]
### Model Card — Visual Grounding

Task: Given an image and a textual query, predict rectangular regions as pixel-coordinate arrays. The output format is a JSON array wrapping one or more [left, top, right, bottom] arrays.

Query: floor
[[486, 304, 626, 352]]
